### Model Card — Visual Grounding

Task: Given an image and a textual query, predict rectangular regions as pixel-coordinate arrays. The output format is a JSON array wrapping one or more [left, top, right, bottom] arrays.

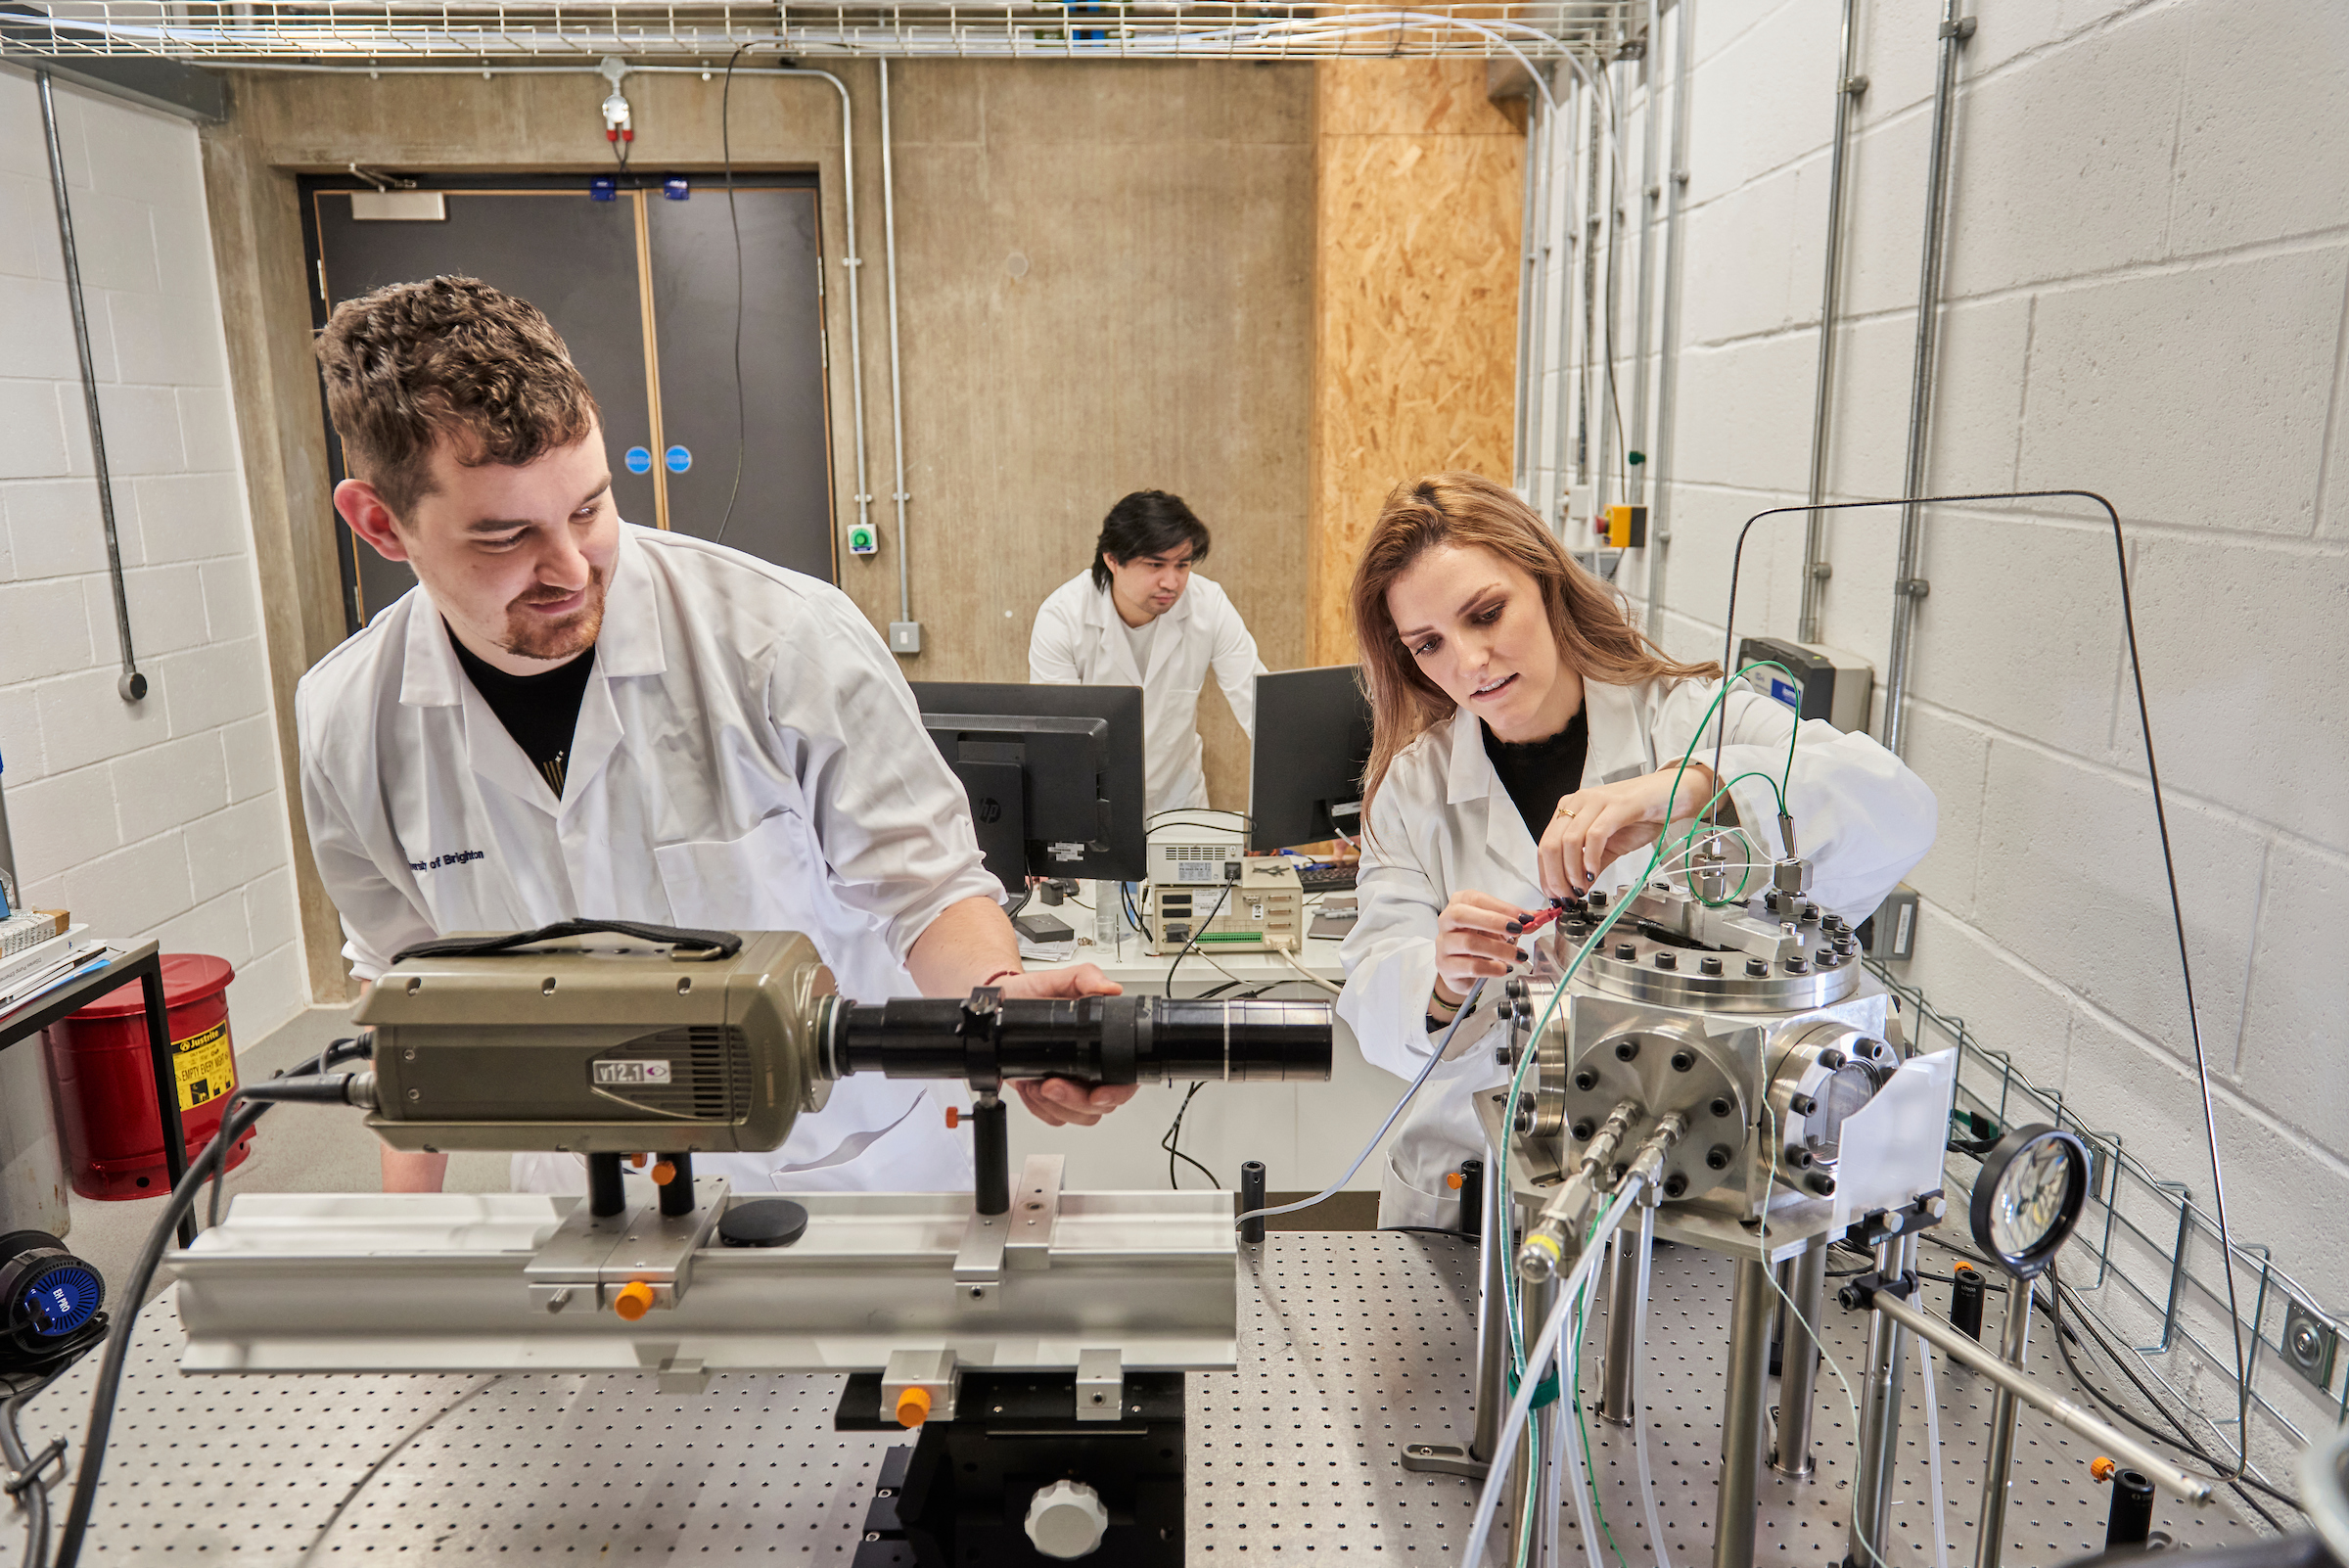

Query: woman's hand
[[1537, 762, 1716, 900], [1433, 889, 1534, 1003]]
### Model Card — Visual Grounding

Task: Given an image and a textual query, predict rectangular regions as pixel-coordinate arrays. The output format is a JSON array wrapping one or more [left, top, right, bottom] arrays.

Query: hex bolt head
[[1818, 1049, 1846, 1070], [1806, 1172, 1837, 1196], [1745, 957, 1770, 977], [1513, 1104, 1535, 1133], [1705, 1145, 1731, 1171], [1699, 955, 1725, 976], [1784, 955, 1810, 974], [1589, 891, 1608, 910], [1653, 950, 1678, 970], [1670, 1048, 1695, 1073], [1785, 1145, 1813, 1169], [1709, 1096, 1733, 1119], [1801, 903, 1820, 924], [1573, 1069, 1599, 1092], [1614, 1039, 1640, 1062], [1613, 941, 1637, 961], [1661, 1174, 1688, 1199], [1789, 1092, 1818, 1117], [1571, 1119, 1596, 1141]]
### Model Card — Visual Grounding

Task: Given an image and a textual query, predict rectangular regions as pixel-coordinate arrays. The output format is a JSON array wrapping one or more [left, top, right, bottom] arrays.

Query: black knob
[[1614, 1038, 1640, 1062], [1573, 1069, 1599, 1092], [1571, 1119, 1595, 1141], [1699, 955, 1724, 976], [1613, 941, 1637, 960], [1705, 1145, 1731, 1171], [1745, 958, 1770, 977], [1661, 1173, 1688, 1199], [1653, 951, 1677, 970], [1670, 1048, 1695, 1073]]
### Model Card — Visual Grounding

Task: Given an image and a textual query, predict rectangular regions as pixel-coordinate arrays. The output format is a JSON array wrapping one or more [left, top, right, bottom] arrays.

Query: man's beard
[[501, 566, 608, 661]]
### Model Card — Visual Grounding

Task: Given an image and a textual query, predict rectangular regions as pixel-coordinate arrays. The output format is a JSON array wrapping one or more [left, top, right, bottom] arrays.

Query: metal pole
[[790, 70, 873, 570], [1513, 86, 1543, 493], [877, 60, 914, 639], [1524, 92, 1555, 517], [1881, 0, 1972, 756], [1593, 58, 1623, 527], [1797, 0, 1865, 644], [1868, 1289, 2212, 1504], [36, 70, 146, 706], [1643, 0, 1693, 633], [1509, 1200, 1554, 1556], [1473, 1157, 1511, 1461], [1628, 0, 1661, 509], [1847, 1235, 1913, 1568], [1598, 1225, 1638, 1424], [1713, 1256, 1773, 1568], [1773, 1235, 1827, 1478], [1974, 1275, 2034, 1568], [1571, 68, 1600, 498]]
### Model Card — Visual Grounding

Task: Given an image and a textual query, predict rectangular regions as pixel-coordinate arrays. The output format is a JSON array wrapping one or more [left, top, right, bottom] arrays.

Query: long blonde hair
[[1350, 473, 1721, 817]]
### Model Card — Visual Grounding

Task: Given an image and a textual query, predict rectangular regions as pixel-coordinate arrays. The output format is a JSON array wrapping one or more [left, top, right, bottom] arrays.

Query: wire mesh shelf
[[2, 0, 1638, 61]]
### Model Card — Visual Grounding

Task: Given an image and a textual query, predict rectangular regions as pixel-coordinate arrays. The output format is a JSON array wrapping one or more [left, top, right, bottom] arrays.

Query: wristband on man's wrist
[[979, 968, 1022, 989]]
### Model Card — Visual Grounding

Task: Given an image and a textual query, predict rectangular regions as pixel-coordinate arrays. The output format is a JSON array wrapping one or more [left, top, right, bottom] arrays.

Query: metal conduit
[[1522, 90, 1555, 516], [878, 59, 915, 643], [1512, 85, 1542, 494], [36, 70, 147, 706], [1642, 0, 1692, 635], [1796, 0, 1865, 645], [1627, 0, 1660, 511], [1882, 0, 1973, 756]]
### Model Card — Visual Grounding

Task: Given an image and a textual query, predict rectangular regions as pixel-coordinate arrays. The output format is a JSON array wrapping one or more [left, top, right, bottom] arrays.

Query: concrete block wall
[[1541, 0, 2349, 1467], [0, 70, 306, 1040]]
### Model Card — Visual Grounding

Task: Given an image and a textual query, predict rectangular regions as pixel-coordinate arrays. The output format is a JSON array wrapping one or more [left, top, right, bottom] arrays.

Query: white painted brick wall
[[1523, 0, 2349, 1453], [0, 72, 304, 1042]]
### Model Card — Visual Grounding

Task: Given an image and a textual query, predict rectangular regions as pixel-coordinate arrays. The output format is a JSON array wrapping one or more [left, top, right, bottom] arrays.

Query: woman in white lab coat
[[1030, 490, 1266, 816], [1336, 475, 1936, 1228]]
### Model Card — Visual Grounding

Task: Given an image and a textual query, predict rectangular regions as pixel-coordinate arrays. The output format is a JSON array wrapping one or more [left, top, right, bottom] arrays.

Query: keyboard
[[1295, 864, 1358, 894]]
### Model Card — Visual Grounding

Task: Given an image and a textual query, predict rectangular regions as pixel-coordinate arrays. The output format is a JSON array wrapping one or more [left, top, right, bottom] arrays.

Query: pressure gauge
[[1968, 1124, 2089, 1279]]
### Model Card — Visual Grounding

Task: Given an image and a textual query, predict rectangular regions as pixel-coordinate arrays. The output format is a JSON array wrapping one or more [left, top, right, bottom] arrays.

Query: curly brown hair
[[1351, 473, 1722, 818], [314, 275, 600, 521]]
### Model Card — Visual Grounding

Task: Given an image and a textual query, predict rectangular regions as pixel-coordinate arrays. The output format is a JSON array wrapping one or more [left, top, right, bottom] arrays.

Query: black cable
[[1710, 487, 2256, 1476], [1163, 883, 1231, 998], [3, 1363, 72, 1568], [1162, 1083, 1219, 1191], [712, 42, 753, 546], [207, 1037, 370, 1228]]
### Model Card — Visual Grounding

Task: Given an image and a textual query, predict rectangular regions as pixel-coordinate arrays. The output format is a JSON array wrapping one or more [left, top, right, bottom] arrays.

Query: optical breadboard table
[[21, 1232, 2253, 1562]]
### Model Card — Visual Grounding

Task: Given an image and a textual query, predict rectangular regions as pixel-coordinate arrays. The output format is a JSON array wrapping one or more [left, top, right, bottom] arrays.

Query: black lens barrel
[[829, 994, 1332, 1085]]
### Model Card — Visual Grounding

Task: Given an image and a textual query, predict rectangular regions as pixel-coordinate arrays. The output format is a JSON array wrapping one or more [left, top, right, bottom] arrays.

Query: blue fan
[[0, 1230, 107, 1362]]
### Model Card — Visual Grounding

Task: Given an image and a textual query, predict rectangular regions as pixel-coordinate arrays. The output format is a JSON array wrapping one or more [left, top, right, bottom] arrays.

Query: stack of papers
[[0, 909, 68, 960], [0, 926, 113, 1016]]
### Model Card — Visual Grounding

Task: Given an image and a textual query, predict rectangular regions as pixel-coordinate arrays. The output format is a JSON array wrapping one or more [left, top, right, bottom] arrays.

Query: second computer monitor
[[1249, 665, 1374, 853], [909, 682, 1148, 896]]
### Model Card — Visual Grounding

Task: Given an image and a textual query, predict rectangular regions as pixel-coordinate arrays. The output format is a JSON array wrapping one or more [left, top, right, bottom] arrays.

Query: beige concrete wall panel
[[1308, 60, 1522, 666]]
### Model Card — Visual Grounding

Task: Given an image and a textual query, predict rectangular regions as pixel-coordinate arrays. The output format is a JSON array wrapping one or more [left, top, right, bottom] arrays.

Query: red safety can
[[41, 954, 253, 1200]]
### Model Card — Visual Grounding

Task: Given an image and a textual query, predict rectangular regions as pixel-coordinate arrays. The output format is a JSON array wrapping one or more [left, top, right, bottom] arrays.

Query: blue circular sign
[[665, 444, 693, 474], [623, 445, 653, 475]]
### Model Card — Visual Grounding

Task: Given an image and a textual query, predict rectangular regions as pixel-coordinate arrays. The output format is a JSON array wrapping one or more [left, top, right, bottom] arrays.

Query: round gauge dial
[[1968, 1125, 2090, 1278]]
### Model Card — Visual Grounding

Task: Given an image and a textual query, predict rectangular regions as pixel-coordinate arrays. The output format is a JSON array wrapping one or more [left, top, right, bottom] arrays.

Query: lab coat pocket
[[652, 811, 810, 932]]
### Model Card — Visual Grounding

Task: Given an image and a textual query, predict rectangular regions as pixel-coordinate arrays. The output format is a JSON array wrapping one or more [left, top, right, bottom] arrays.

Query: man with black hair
[[1029, 490, 1266, 815]]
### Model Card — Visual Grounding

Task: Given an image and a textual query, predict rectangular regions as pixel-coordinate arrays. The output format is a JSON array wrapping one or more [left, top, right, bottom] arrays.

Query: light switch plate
[[888, 622, 922, 656]]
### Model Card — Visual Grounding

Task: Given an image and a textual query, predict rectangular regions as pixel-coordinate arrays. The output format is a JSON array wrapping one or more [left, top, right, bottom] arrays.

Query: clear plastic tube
[[1917, 1332, 1950, 1568], [1628, 1206, 1673, 1568], [1462, 1184, 1644, 1568]]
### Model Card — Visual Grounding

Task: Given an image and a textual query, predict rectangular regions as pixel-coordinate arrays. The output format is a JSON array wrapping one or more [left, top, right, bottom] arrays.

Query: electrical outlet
[[2283, 1297, 2337, 1394], [888, 622, 922, 656]]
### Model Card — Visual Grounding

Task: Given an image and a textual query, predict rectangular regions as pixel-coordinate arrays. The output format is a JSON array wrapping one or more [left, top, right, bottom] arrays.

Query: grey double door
[[303, 176, 835, 629]]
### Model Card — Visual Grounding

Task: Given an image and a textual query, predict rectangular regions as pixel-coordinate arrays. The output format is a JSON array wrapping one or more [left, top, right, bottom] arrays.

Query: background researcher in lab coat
[[299, 276, 1137, 1198], [1335, 474, 1937, 1228], [1029, 490, 1267, 815]]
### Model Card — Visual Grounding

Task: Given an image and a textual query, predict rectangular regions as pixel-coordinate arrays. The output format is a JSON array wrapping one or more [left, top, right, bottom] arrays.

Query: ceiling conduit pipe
[[1511, 83, 1543, 496], [1522, 89, 1554, 518], [1641, 0, 1692, 637], [878, 59, 916, 652], [1797, 0, 1865, 645], [1571, 66, 1600, 504], [1591, 51, 1621, 526], [37, 69, 146, 705], [1881, 0, 1973, 757], [1626, 0, 1660, 512]]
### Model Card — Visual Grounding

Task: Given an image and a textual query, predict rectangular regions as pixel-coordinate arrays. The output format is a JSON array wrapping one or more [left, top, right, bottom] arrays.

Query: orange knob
[[1446, 1171, 1465, 1191], [649, 1160, 677, 1187], [945, 1106, 961, 1130], [2090, 1456, 2117, 1483], [628, 1153, 648, 1170], [895, 1387, 933, 1428], [613, 1281, 656, 1321]]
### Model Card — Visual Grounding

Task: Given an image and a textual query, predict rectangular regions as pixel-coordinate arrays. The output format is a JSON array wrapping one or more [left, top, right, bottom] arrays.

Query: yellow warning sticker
[[172, 1021, 236, 1112]]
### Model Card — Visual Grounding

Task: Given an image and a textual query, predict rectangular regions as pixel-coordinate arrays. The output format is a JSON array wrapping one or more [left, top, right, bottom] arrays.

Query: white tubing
[[1629, 1208, 1672, 1568], [1462, 1184, 1644, 1567], [1232, 977, 1487, 1228], [1917, 1332, 1950, 1568]]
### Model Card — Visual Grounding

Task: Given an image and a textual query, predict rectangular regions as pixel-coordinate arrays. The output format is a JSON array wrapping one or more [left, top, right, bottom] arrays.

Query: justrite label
[[593, 1060, 672, 1085]]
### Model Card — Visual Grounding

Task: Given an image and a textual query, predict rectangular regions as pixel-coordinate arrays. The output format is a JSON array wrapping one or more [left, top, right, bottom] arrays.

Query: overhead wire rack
[[2, 0, 1636, 61]]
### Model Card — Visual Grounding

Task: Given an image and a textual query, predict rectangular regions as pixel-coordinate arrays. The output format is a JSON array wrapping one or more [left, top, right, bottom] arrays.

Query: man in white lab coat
[[1029, 491, 1267, 817], [298, 276, 1134, 1198]]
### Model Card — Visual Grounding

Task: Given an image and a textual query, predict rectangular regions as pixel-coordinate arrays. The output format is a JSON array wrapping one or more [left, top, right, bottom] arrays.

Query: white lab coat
[[1028, 573, 1266, 816], [1336, 675, 1937, 1229], [297, 523, 1004, 1197]]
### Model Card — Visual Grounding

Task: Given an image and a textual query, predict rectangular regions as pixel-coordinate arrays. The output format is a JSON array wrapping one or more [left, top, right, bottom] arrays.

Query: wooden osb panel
[[1308, 59, 1524, 667]]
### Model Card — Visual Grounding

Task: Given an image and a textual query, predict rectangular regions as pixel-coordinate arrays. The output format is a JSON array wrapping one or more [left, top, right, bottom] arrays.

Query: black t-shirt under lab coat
[[1482, 710, 1590, 845], [447, 623, 595, 799]]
